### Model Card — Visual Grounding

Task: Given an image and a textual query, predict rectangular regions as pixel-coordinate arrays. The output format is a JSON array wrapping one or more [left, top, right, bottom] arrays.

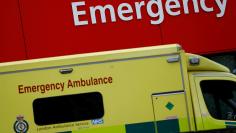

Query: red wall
[[1, 0, 236, 63]]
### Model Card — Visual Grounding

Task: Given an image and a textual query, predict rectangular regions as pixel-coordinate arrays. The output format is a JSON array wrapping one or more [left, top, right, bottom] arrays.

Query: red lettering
[[108, 77, 113, 83], [18, 85, 24, 94]]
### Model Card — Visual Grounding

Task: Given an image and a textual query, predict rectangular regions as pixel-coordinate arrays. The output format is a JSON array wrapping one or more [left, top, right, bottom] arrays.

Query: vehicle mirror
[[232, 69, 236, 75]]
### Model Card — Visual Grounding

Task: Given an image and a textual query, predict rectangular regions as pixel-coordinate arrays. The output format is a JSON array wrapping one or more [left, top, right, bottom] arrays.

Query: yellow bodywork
[[0, 44, 234, 133]]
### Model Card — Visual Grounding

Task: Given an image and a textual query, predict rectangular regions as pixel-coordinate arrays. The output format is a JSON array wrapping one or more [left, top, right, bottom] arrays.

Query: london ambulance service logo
[[14, 115, 29, 133]]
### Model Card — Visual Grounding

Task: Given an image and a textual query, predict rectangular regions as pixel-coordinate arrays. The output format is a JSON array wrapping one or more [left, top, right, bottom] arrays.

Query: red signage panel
[[0, 0, 26, 62], [161, 0, 236, 54], [19, 0, 163, 59], [0, 0, 235, 62]]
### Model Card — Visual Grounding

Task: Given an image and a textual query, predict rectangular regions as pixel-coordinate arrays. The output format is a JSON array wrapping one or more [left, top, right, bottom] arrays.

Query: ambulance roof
[[0, 44, 181, 73]]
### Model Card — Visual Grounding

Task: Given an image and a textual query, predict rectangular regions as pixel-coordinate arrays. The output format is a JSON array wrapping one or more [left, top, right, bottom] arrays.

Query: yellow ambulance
[[1, 44, 236, 133]]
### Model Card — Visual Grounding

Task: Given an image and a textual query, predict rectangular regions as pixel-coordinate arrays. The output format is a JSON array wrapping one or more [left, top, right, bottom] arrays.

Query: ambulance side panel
[[0, 52, 189, 132]]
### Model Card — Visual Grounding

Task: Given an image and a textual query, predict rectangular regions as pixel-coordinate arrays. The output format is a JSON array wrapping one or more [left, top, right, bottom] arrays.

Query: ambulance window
[[200, 80, 236, 121], [33, 92, 104, 125]]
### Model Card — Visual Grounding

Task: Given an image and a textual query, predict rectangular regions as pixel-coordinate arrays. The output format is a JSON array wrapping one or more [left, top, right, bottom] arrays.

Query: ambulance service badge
[[14, 115, 29, 133]]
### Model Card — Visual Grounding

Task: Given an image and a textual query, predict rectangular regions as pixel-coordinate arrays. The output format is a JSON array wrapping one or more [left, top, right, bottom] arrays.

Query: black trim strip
[[152, 90, 184, 96]]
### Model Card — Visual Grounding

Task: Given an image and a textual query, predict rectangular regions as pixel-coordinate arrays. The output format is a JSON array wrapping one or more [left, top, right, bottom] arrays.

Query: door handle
[[59, 68, 73, 74]]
